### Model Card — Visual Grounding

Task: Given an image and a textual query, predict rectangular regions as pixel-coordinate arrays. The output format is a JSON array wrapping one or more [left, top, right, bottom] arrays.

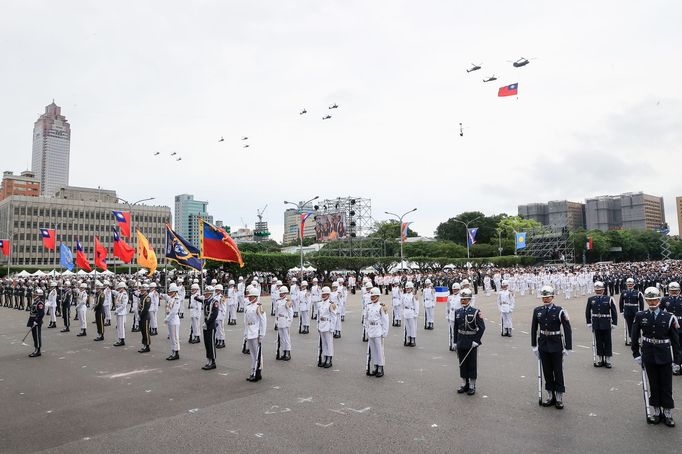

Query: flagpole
[[453, 216, 482, 259], [385, 208, 418, 268], [6, 211, 11, 276]]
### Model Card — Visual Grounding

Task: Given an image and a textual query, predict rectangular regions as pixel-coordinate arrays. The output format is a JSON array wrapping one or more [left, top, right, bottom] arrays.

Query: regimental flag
[[435, 286, 449, 303], [112, 227, 135, 264], [515, 232, 527, 250], [200, 218, 244, 267], [112, 210, 131, 237], [300, 212, 313, 240], [498, 83, 518, 97], [136, 229, 158, 275], [401, 222, 413, 242], [165, 224, 203, 271], [94, 236, 108, 270], [40, 228, 56, 249], [60, 243, 74, 271], [586, 236, 593, 251], [0, 239, 9, 255], [467, 227, 479, 247], [75, 240, 92, 271]]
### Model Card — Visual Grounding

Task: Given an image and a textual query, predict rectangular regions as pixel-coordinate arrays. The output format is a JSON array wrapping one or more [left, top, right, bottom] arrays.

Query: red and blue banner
[[40, 228, 56, 249], [0, 239, 9, 255], [401, 222, 413, 241], [112, 227, 135, 264], [200, 219, 244, 267], [112, 210, 131, 237], [467, 227, 479, 247], [300, 212, 313, 240]]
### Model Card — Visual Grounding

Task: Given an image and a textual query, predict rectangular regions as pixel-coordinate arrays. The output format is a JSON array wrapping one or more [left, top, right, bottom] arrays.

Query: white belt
[[540, 330, 561, 336], [458, 329, 477, 335], [591, 314, 611, 318], [643, 337, 670, 345]]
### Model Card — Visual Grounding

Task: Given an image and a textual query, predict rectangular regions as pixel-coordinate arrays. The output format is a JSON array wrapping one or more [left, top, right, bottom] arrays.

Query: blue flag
[[467, 227, 478, 247], [515, 232, 527, 250], [165, 224, 204, 271], [60, 242, 74, 271]]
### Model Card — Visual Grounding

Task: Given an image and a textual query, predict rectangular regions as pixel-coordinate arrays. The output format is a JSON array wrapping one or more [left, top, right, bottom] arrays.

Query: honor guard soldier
[[27, 288, 46, 357], [317, 286, 337, 368], [619, 278, 644, 345], [585, 281, 618, 368], [632, 287, 680, 426], [93, 281, 106, 341], [531, 285, 572, 409], [331, 282, 343, 338], [130, 283, 140, 332], [402, 282, 419, 347], [290, 277, 300, 317], [227, 280, 238, 325], [103, 280, 112, 326], [176, 277, 185, 319], [361, 281, 372, 342], [237, 276, 246, 313], [76, 283, 88, 336], [113, 282, 128, 347], [661, 281, 682, 375], [188, 283, 202, 343], [365, 287, 389, 377], [149, 283, 159, 336], [496, 280, 515, 337], [453, 289, 485, 395], [391, 279, 402, 327], [298, 281, 311, 334], [162, 283, 181, 361], [275, 286, 293, 361], [422, 279, 435, 330], [214, 284, 227, 348], [60, 281, 73, 332], [200, 286, 219, 370], [138, 284, 152, 353], [46, 281, 58, 328], [244, 288, 267, 382], [447, 283, 461, 350], [310, 277, 321, 320]]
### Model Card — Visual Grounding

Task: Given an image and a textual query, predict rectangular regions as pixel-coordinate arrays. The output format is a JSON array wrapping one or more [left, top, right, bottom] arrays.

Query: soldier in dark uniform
[[632, 287, 680, 427], [27, 288, 46, 358], [531, 285, 572, 409], [93, 281, 105, 341], [585, 281, 618, 368], [453, 288, 485, 395], [619, 278, 644, 346], [137, 284, 152, 353], [661, 281, 682, 376], [60, 281, 73, 332], [16, 281, 24, 310], [199, 286, 219, 370]]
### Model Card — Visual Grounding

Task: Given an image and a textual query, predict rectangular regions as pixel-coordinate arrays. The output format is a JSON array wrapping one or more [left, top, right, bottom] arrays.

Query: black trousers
[[204, 327, 216, 360], [624, 313, 636, 340], [540, 350, 565, 393], [645, 361, 674, 409], [31, 324, 42, 350], [140, 318, 150, 346], [457, 346, 477, 380], [95, 311, 105, 336], [594, 328, 612, 356], [61, 302, 70, 328]]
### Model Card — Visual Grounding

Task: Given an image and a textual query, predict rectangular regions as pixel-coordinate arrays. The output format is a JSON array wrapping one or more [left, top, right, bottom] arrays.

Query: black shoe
[[449, 346, 455, 351], [647, 415, 661, 425], [282, 351, 291, 361], [94, 336, 104, 341], [77, 330, 87, 337], [541, 396, 556, 407], [138, 346, 150, 353], [467, 388, 476, 396], [555, 400, 564, 409], [324, 357, 333, 368], [29, 350, 41, 358], [48, 323, 56, 329], [60, 327, 70, 332], [202, 361, 216, 370], [131, 327, 139, 332], [166, 352, 179, 361], [255, 370, 262, 381], [604, 362, 612, 369], [368, 365, 377, 376], [246, 373, 257, 382], [594, 362, 603, 368], [318, 357, 325, 367], [375, 366, 384, 378], [625, 341, 631, 346], [673, 368, 682, 376], [457, 384, 469, 394], [341, 316, 345, 322], [293, 312, 299, 318], [113, 339, 125, 347], [216, 341, 225, 349], [663, 416, 675, 427]]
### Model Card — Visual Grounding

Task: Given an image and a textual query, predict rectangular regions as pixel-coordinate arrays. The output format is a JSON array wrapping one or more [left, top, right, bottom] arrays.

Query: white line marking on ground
[[104, 368, 159, 379], [315, 422, 334, 427]]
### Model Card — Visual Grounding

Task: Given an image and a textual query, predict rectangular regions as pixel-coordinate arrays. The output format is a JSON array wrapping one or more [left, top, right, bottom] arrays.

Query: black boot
[[29, 349, 41, 358], [113, 339, 125, 347], [138, 345, 150, 353], [246, 372, 257, 382], [202, 360, 216, 370], [375, 366, 384, 377], [166, 351, 179, 361], [48, 322, 56, 329], [324, 356, 333, 368], [94, 335, 104, 341], [282, 351, 291, 361], [457, 383, 469, 394], [254, 369, 262, 381], [77, 329, 87, 337], [60, 327, 70, 333], [410, 337, 416, 347], [368, 365, 377, 376], [541, 392, 556, 407]]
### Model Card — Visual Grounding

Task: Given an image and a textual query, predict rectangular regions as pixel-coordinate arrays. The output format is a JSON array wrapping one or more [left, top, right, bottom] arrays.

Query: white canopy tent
[[62, 270, 75, 276], [17, 270, 31, 277], [76, 270, 89, 276], [32, 270, 46, 277]]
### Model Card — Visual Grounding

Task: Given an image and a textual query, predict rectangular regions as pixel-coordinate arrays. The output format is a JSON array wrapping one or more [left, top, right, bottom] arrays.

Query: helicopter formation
[[466, 57, 534, 83], [152, 151, 182, 162]]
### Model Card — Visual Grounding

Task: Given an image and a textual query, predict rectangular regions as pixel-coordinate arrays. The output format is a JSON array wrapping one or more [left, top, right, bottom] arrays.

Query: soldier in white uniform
[[149, 283, 159, 335], [361, 281, 372, 342], [365, 287, 389, 377], [483, 274, 492, 297], [46, 281, 58, 328], [161, 283, 181, 360], [214, 284, 227, 348], [244, 288, 267, 382], [331, 282, 343, 338], [76, 283, 88, 337], [338, 277, 347, 321], [131, 282, 140, 332], [275, 286, 294, 360], [298, 281, 311, 334], [447, 283, 461, 350], [188, 283, 202, 343], [310, 278, 321, 320], [227, 280, 238, 325], [290, 277, 300, 317], [270, 279, 279, 316], [113, 282, 128, 346], [391, 279, 402, 327], [317, 286, 337, 368], [402, 281, 419, 347], [103, 281, 113, 326], [496, 280, 516, 337], [176, 277, 185, 319], [423, 279, 435, 330], [237, 276, 246, 313]]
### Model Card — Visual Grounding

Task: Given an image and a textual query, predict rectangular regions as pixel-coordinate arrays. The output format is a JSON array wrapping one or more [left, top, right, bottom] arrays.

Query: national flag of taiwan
[[467, 227, 479, 246], [112, 227, 135, 264], [94, 236, 108, 270], [587, 236, 593, 251], [200, 218, 245, 267], [300, 212, 313, 240], [40, 228, 56, 249], [112, 210, 131, 237], [401, 222, 413, 242], [75, 239, 92, 271], [0, 239, 9, 255], [498, 83, 518, 97]]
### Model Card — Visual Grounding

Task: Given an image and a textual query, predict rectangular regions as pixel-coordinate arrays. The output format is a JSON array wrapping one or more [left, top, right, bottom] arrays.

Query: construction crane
[[257, 205, 268, 222]]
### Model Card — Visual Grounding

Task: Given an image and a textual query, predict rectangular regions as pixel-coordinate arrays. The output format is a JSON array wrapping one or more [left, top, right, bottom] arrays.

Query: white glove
[[453, 344, 457, 350], [563, 349, 570, 356], [202, 323, 207, 330], [532, 346, 539, 358], [611, 324, 616, 330], [472, 341, 479, 348], [587, 323, 592, 328], [258, 336, 263, 343], [634, 356, 642, 366]]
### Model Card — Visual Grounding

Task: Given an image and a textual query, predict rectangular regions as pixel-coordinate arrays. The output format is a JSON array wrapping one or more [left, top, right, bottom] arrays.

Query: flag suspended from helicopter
[[498, 83, 518, 97]]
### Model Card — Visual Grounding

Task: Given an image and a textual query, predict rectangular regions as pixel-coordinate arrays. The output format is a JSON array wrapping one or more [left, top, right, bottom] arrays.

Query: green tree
[[435, 212, 506, 245], [497, 216, 542, 238], [369, 220, 419, 240]]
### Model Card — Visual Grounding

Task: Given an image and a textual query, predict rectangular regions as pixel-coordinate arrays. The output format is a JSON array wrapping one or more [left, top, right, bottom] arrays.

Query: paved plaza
[[0, 291, 679, 453]]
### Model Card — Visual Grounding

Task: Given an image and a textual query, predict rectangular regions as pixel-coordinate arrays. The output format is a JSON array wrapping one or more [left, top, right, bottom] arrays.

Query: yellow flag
[[136, 229, 157, 276]]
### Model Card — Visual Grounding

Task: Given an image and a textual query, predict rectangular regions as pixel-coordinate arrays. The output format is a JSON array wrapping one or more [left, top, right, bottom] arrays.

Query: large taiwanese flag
[[498, 83, 518, 97], [200, 218, 244, 267], [112, 227, 135, 263], [75, 239, 92, 271], [40, 228, 56, 249], [0, 239, 9, 255], [112, 210, 131, 237], [94, 236, 108, 270]]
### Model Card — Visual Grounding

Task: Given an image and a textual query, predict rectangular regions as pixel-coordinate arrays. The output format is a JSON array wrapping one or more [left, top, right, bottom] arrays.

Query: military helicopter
[[299, 108, 307, 115], [328, 103, 338, 109], [466, 63, 482, 73], [322, 115, 332, 120], [176, 157, 182, 161], [509, 57, 532, 68], [153, 152, 160, 156], [243, 144, 250, 148], [483, 75, 497, 82], [241, 136, 248, 140], [218, 136, 224, 142], [459, 123, 464, 137], [170, 152, 177, 156]]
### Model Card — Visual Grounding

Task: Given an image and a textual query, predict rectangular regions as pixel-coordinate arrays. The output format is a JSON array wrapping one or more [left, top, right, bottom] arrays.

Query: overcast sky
[[2, 1, 681, 241]]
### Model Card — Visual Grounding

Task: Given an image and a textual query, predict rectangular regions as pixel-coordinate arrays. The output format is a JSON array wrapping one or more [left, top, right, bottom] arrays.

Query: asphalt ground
[[0, 290, 680, 453]]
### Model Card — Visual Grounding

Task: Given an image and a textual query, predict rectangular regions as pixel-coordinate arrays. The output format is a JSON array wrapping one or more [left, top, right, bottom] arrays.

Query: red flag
[[498, 83, 518, 97], [112, 227, 135, 263], [75, 239, 92, 271], [199, 219, 244, 267], [112, 210, 131, 237], [94, 236, 108, 270], [0, 239, 9, 255], [587, 236, 593, 251], [40, 228, 56, 249], [300, 212, 313, 240]]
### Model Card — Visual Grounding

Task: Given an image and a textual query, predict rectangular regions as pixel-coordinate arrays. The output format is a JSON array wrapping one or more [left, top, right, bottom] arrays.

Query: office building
[[585, 192, 665, 231], [0, 171, 40, 201], [31, 102, 71, 197], [518, 200, 586, 230], [174, 194, 213, 248], [283, 205, 317, 244]]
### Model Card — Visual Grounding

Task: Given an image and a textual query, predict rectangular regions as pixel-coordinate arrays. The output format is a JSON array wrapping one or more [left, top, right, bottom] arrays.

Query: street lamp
[[385, 208, 417, 268], [284, 196, 319, 280], [116, 196, 155, 273], [453, 215, 482, 259]]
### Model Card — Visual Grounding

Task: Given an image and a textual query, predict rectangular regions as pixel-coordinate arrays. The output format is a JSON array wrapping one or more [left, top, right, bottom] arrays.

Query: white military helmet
[[95, 280, 104, 288], [452, 282, 461, 290], [425, 279, 432, 285], [205, 285, 215, 293], [626, 278, 635, 285], [461, 279, 470, 286], [191, 283, 200, 291], [593, 281, 605, 289], [150, 282, 157, 288], [214, 284, 223, 291], [370, 287, 381, 297], [104, 280, 111, 286], [405, 281, 414, 289], [312, 278, 318, 283], [50, 281, 57, 287], [669, 282, 681, 291], [321, 286, 331, 295], [80, 283, 87, 289], [291, 277, 297, 282], [364, 281, 372, 289], [644, 287, 660, 299], [279, 286, 289, 294], [337, 277, 344, 283], [238, 276, 244, 281], [248, 288, 260, 297], [35, 288, 44, 295], [501, 280, 509, 286], [301, 281, 308, 287], [211, 279, 217, 285], [229, 280, 235, 286], [460, 288, 473, 299], [251, 280, 258, 286], [116, 282, 126, 289], [193, 279, 199, 284], [142, 284, 150, 290], [177, 277, 184, 283], [276, 280, 282, 286], [64, 281, 71, 286], [540, 285, 555, 297], [168, 283, 179, 293]]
